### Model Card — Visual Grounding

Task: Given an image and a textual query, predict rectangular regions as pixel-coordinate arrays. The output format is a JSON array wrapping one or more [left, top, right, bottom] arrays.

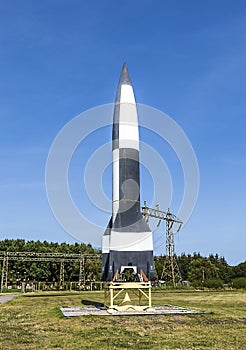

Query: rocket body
[[102, 63, 154, 281]]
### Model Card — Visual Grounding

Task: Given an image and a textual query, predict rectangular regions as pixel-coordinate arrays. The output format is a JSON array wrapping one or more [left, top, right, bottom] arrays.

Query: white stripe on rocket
[[110, 231, 153, 252], [112, 149, 119, 221], [118, 91, 139, 150], [120, 84, 135, 104], [102, 235, 110, 254]]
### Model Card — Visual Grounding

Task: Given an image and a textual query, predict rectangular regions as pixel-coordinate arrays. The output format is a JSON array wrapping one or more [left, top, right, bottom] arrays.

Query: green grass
[[0, 290, 245, 349]]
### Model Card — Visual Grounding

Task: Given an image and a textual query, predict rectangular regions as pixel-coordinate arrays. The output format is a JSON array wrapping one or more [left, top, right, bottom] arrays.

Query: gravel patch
[[0, 294, 18, 304]]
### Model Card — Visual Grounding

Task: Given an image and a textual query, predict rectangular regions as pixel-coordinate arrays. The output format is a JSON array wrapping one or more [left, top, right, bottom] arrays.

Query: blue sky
[[0, 1, 245, 265]]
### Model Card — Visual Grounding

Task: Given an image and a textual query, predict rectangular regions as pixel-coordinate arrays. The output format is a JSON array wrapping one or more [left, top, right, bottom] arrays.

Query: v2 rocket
[[102, 63, 154, 281]]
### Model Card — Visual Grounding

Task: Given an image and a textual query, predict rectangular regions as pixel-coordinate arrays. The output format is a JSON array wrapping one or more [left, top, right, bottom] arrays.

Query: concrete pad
[[60, 305, 207, 317]]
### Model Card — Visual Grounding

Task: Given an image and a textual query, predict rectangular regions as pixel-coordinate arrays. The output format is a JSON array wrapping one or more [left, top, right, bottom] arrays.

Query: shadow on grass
[[81, 299, 104, 308], [22, 292, 81, 298]]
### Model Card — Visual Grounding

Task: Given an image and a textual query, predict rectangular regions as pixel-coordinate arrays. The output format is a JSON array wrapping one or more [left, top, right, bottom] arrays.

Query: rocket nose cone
[[118, 62, 132, 86], [115, 62, 134, 103]]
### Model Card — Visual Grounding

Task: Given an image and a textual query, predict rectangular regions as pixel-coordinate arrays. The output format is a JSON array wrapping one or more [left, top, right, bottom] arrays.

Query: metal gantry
[[0, 251, 101, 292], [59, 261, 65, 288], [142, 201, 183, 286], [0, 252, 8, 293]]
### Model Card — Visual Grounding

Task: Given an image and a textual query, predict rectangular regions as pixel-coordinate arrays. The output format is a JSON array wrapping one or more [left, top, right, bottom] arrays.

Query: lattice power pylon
[[142, 202, 183, 286], [161, 209, 182, 286]]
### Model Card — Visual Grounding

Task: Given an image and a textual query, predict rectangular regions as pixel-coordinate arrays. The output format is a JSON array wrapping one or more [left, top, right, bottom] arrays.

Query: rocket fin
[[102, 217, 112, 281]]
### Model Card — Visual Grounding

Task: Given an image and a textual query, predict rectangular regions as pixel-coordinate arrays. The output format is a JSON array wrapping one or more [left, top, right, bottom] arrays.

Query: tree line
[[156, 253, 246, 288], [0, 239, 100, 286], [0, 239, 245, 288]]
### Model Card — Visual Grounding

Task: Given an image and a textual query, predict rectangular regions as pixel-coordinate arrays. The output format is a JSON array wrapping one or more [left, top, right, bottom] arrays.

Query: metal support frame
[[142, 202, 183, 287], [59, 261, 65, 288], [0, 251, 101, 262], [78, 256, 83, 290], [78, 255, 87, 290], [0, 251, 101, 292], [104, 281, 152, 308], [0, 252, 8, 293]]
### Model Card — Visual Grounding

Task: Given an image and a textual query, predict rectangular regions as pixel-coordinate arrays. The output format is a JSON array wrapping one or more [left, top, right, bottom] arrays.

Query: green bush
[[204, 279, 223, 289], [231, 277, 246, 289]]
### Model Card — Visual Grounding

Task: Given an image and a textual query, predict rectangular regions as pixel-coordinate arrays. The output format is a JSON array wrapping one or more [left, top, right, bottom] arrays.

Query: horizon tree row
[[0, 239, 245, 288]]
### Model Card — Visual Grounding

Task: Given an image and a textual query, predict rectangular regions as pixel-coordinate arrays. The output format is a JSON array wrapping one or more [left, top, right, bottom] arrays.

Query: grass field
[[0, 290, 245, 349]]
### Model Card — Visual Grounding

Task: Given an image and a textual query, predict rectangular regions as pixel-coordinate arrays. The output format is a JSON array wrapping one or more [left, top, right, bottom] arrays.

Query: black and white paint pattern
[[102, 63, 154, 281]]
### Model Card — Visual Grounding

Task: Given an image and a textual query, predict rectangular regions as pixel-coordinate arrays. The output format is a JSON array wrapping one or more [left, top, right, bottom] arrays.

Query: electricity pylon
[[142, 202, 183, 286]]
